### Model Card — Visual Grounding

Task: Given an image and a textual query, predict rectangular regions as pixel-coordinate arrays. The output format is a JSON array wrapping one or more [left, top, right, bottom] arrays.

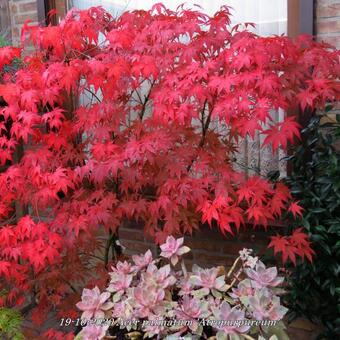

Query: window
[[38, 0, 67, 25], [68, 0, 287, 36], [63, 1, 314, 177]]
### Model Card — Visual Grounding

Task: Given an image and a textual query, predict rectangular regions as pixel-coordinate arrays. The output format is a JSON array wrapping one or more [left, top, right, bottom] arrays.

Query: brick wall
[[8, 0, 39, 46], [119, 221, 273, 270], [315, 0, 340, 48], [7, 1, 67, 46], [315, 1, 340, 116]]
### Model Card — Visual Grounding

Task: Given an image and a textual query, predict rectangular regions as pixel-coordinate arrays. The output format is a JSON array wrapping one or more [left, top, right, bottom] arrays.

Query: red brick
[[236, 231, 266, 243], [119, 228, 145, 242], [182, 251, 194, 261], [120, 240, 155, 254], [14, 13, 38, 24], [317, 35, 340, 48], [123, 220, 144, 229], [185, 238, 223, 252], [182, 260, 195, 270], [194, 252, 235, 267], [316, 3, 340, 18], [222, 242, 249, 255], [12, 27, 20, 37], [316, 20, 340, 34], [18, 2, 37, 13], [10, 3, 18, 14]]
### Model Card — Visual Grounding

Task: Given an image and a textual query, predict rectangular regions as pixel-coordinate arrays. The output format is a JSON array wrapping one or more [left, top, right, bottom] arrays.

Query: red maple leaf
[[288, 201, 303, 218], [269, 228, 315, 265], [0, 46, 21, 69], [262, 117, 301, 152]]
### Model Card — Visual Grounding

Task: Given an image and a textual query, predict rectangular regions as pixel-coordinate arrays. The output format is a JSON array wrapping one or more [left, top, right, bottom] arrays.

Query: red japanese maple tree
[[0, 4, 338, 333]]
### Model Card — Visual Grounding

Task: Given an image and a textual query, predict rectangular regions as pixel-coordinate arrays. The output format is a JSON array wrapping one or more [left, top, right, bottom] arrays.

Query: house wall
[[7, 0, 66, 45], [315, 1, 340, 116], [315, 0, 340, 48], [8, 0, 39, 46], [118, 221, 272, 269]]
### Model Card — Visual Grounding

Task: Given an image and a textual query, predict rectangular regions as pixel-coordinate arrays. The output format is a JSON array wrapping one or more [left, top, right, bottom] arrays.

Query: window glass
[[68, 0, 287, 35], [67, 0, 288, 177]]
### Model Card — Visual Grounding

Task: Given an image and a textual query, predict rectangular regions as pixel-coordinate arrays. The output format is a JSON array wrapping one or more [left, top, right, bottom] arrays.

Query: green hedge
[[284, 113, 340, 339]]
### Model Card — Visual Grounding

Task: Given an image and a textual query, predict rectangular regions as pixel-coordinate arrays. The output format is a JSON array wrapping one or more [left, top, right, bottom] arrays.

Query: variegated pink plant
[[141, 263, 176, 289], [159, 236, 190, 265], [175, 295, 209, 333], [132, 249, 154, 271], [190, 265, 228, 296], [245, 261, 284, 288], [79, 324, 109, 340], [211, 301, 251, 335], [248, 290, 288, 320], [76, 286, 114, 320], [75, 238, 288, 340], [107, 272, 133, 293], [76, 324, 109, 340]]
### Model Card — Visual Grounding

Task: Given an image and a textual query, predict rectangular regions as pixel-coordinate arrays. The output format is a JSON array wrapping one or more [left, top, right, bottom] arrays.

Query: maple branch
[[104, 232, 114, 267], [69, 49, 91, 60], [60, 275, 78, 294], [104, 230, 122, 267], [139, 80, 156, 120], [19, 300, 36, 316], [13, 138, 29, 222], [84, 87, 102, 103], [186, 100, 211, 172], [0, 213, 16, 227], [78, 252, 105, 262], [134, 88, 144, 105], [34, 200, 41, 222], [199, 104, 212, 148], [200, 99, 208, 135], [231, 158, 264, 177]]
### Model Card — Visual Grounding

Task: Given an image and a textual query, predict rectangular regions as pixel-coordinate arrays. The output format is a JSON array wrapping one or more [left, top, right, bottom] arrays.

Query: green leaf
[[0, 308, 24, 340], [282, 115, 340, 337]]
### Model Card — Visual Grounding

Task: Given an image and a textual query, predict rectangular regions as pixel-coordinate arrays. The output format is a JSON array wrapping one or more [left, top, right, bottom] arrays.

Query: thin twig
[[139, 80, 156, 120], [187, 100, 211, 172], [84, 87, 102, 103], [104, 231, 115, 267]]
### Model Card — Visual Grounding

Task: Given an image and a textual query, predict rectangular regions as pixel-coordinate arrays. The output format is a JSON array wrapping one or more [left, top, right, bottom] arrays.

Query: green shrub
[[284, 114, 340, 339], [0, 307, 24, 340]]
